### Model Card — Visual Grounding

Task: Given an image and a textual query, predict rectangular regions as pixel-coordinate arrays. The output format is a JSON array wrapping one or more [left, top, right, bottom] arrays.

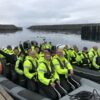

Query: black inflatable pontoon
[[0, 75, 100, 100], [0, 75, 50, 100], [73, 66, 100, 83]]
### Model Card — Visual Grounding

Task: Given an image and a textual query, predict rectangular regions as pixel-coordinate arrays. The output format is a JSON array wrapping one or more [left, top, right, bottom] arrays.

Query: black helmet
[[23, 41, 31, 50], [83, 47, 88, 50], [7, 45, 12, 49]]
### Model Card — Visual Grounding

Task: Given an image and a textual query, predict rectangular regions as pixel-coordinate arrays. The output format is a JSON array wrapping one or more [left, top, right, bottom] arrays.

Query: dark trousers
[[60, 75, 80, 93], [38, 82, 66, 100], [27, 79, 39, 93], [68, 76, 80, 89], [4, 64, 16, 82], [60, 76, 71, 93], [91, 65, 100, 71], [55, 83, 67, 97], [16, 74, 27, 88], [39, 83, 58, 100]]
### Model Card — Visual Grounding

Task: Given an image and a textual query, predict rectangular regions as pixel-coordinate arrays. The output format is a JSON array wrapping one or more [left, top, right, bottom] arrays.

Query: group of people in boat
[[0, 40, 100, 100], [63, 45, 100, 71]]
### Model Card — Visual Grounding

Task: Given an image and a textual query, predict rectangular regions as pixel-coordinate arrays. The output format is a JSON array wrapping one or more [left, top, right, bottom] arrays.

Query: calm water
[[0, 29, 100, 50]]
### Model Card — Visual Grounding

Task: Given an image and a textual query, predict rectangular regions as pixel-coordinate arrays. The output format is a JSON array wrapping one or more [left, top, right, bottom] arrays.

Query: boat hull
[[73, 66, 100, 83]]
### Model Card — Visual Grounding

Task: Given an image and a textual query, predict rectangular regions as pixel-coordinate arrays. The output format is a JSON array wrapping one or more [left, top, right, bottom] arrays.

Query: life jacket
[[63, 49, 68, 59], [28, 59, 38, 73], [96, 56, 100, 65], [92, 50, 98, 57], [55, 58, 66, 69], [69, 49, 77, 64], [18, 59, 24, 70], [53, 58, 70, 77], [16, 56, 26, 71], [42, 61, 54, 79], [82, 52, 90, 65]]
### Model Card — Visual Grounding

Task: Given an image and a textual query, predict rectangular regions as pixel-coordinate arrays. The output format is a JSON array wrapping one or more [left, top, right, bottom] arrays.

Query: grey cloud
[[0, 0, 100, 26]]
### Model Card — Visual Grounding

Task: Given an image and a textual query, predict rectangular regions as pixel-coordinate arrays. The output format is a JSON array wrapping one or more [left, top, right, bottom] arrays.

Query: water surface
[[0, 29, 100, 50]]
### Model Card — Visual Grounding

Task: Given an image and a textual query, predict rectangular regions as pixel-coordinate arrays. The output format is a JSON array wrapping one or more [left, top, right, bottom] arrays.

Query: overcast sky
[[0, 0, 100, 27]]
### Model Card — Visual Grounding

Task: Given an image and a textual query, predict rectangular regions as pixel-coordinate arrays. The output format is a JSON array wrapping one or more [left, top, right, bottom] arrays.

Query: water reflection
[[0, 29, 100, 50], [0, 30, 21, 34]]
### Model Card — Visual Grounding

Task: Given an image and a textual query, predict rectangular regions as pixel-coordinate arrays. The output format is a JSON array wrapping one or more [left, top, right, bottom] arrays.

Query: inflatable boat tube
[[73, 66, 100, 83], [0, 75, 50, 100], [0, 75, 100, 100]]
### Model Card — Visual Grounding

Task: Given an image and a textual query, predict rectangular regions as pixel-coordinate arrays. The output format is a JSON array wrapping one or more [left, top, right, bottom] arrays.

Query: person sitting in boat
[[63, 45, 69, 60], [13, 47, 20, 57], [37, 50, 66, 100], [38, 49, 50, 62], [40, 42, 47, 50], [31, 41, 35, 51], [76, 47, 91, 68], [0, 46, 19, 68], [23, 49, 38, 92], [0, 47, 5, 59], [23, 41, 32, 54], [0, 46, 20, 81], [97, 48, 100, 56], [4, 45, 14, 55], [92, 54, 100, 71], [67, 45, 78, 65], [48, 42, 52, 50], [15, 51, 26, 86], [0, 45, 17, 63], [52, 47, 80, 93], [88, 46, 98, 62]]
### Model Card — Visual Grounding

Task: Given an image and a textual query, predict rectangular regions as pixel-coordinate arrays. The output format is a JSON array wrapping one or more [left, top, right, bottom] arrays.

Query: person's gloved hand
[[56, 80, 60, 85], [51, 83, 55, 88], [50, 82, 55, 88], [69, 70, 74, 76], [31, 73, 37, 81]]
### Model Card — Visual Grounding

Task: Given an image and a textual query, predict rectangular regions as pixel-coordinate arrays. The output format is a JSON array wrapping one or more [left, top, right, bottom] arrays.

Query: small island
[[0, 24, 22, 32]]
